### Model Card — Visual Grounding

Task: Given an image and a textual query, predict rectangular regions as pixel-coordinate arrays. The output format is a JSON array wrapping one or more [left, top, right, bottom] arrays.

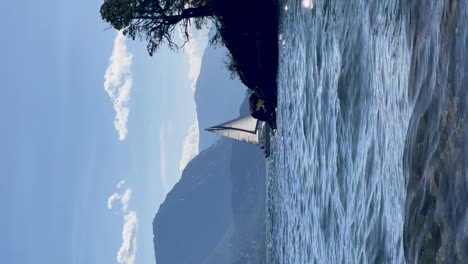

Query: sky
[[1, 0, 208, 263]]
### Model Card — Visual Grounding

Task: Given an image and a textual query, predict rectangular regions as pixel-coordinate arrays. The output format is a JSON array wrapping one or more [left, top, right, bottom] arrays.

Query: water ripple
[[268, 0, 413, 262]]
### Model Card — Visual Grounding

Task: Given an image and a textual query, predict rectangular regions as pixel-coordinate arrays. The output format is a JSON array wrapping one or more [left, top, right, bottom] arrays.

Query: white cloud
[[120, 189, 132, 212], [177, 25, 210, 173], [157, 26, 209, 191], [104, 31, 133, 141], [107, 188, 132, 212], [116, 180, 126, 189], [179, 119, 200, 172], [182, 27, 209, 91], [108, 187, 138, 264], [107, 192, 122, 210], [117, 211, 138, 264]]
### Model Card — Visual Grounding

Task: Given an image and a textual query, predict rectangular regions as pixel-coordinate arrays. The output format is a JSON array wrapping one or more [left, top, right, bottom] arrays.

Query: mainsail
[[206, 115, 260, 144]]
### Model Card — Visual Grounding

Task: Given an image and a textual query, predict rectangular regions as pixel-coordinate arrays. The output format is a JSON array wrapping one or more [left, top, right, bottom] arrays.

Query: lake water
[[267, 0, 467, 263]]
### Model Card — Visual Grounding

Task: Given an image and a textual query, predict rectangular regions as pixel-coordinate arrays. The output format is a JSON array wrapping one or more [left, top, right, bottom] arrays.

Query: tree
[[100, 0, 215, 55]]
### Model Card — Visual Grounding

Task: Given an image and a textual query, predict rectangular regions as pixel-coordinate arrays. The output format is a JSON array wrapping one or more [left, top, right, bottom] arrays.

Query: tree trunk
[[167, 5, 215, 24], [181, 5, 214, 18], [133, 4, 215, 24]]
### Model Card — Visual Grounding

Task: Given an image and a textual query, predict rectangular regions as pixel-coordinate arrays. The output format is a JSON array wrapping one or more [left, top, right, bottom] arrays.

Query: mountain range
[[152, 46, 267, 264]]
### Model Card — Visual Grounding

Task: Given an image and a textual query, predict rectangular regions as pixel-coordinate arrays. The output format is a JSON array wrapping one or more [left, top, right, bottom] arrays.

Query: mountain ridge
[[152, 46, 266, 264]]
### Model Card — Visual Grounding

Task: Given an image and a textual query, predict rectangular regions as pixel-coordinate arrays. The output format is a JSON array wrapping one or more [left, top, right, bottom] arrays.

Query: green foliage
[[223, 52, 240, 80], [208, 19, 224, 46], [100, 0, 215, 56]]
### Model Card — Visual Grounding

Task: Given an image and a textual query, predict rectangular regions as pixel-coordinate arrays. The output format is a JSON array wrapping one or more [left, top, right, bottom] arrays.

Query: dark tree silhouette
[[100, 0, 215, 55]]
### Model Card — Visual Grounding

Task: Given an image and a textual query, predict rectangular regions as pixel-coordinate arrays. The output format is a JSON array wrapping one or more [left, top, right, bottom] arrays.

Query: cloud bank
[[178, 26, 210, 172], [108, 181, 138, 264], [179, 120, 200, 172], [104, 31, 133, 141], [183, 27, 210, 91]]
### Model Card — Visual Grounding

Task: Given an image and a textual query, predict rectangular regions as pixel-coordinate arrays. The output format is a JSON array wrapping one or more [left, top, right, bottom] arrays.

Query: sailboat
[[206, 115, 271, 157]]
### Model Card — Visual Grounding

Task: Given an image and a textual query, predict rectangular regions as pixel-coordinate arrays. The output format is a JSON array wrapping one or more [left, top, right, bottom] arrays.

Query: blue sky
[[1, 0, 205, 263]]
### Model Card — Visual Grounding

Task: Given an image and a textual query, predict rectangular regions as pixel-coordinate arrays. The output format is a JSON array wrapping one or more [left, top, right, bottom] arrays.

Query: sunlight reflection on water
[[302, 0, 313, 9]]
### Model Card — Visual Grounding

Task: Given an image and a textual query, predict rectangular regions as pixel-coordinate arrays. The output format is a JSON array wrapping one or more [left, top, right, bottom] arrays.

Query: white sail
[[206, 115, 260, 144]]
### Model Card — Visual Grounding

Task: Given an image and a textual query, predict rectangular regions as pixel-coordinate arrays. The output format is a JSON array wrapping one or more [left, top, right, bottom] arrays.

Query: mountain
[[153, 138, 234, 264], [152, 47, 266, 264], [204, 131, 266, 264], [194, 46, 246, 151]]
